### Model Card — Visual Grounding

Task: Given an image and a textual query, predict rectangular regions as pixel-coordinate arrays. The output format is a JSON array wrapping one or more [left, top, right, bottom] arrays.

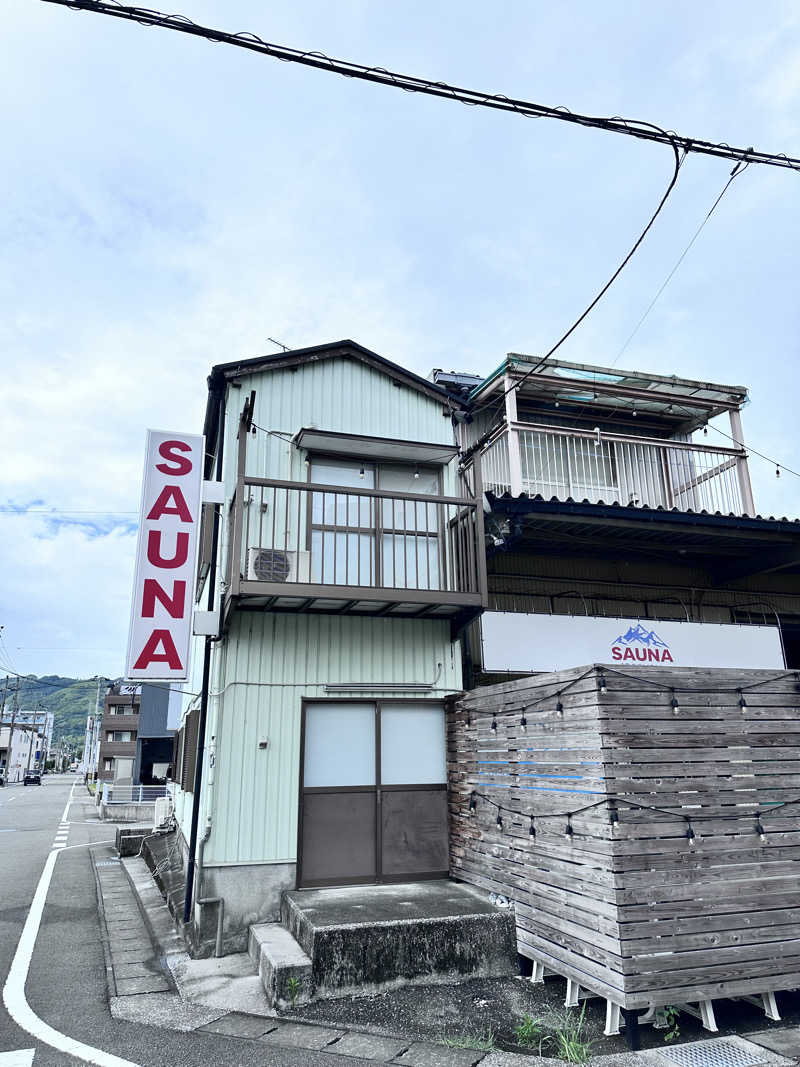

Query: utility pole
[[0, 677, 7, 780], [8, 678, 19, 783]]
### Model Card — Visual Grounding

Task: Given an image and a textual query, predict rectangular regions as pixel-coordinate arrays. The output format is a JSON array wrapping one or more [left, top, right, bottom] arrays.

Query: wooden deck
[[447, 664, 800, 1010]]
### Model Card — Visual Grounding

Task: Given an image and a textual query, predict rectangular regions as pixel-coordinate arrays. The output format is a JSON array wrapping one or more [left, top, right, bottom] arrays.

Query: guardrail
[[101, 783, 168, 804], [481, 421, 749, 515], [229, 476, 484, 598]]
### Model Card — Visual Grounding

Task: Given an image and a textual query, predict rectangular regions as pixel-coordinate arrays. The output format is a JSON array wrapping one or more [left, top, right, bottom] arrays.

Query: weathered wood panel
[[448, 663, 800, 1009]]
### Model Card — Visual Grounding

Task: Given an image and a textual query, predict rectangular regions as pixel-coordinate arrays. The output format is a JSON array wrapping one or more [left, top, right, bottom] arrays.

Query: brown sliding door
[[298, 701, 448, 888]]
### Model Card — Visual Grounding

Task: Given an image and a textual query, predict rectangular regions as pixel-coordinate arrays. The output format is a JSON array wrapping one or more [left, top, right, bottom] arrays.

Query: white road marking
[[0, 1049, 35, 1065], [2, 783, 139, 1066]]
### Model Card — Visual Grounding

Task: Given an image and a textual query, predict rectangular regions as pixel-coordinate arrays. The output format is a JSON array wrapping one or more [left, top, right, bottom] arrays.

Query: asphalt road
[[0, 775, 368, 1066]]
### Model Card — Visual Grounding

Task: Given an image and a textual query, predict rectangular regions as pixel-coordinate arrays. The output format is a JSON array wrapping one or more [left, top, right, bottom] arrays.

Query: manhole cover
[[660, 1039, 770, 1067]]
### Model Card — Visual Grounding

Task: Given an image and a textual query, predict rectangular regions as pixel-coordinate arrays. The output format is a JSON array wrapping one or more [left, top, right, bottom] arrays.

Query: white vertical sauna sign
[[126, 430, 205, 681]]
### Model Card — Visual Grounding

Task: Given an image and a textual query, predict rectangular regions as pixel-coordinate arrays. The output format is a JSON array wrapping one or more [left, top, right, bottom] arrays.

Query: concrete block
[[281, 881, 517, 1000], [115, 826, 152, 856], [259, 1021, 343, 1050], [393, 1041, 488, 1067], [249, 923, 312, 1009], [198, 1011, 277, 1038], [327, 1032, 410, 1060]]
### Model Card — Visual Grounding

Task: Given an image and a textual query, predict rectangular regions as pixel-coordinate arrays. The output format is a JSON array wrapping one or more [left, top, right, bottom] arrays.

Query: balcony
[[479, 421, 754, 516], [223, 475, 487, 632]]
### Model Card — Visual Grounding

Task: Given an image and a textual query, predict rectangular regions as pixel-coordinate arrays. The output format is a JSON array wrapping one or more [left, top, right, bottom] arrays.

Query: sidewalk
[[90, 842, 799, 1067]]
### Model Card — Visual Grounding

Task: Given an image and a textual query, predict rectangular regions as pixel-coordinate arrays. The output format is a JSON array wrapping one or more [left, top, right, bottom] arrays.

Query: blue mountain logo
[[613, 623, 669, 648], [611, 622, 674, 663]]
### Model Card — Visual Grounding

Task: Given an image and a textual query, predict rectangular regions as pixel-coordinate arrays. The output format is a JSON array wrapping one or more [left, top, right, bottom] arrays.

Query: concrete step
[[280, 879, 517, 1001], [248, 923, 312, 1010]]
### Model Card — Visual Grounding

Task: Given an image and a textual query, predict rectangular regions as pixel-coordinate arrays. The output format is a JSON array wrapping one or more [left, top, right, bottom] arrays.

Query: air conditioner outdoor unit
[[153, 795, 173, 831], [247, 548, 311, 583]]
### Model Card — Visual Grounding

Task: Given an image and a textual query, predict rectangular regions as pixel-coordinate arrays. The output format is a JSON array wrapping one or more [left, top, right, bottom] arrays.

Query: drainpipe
[[196, 821, 224, 958], [184, 385, 225, 926]]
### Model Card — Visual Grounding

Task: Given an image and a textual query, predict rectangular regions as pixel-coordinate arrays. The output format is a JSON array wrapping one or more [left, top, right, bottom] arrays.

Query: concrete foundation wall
[[192, 860, 297, 956], [100, 801, 156, 823]]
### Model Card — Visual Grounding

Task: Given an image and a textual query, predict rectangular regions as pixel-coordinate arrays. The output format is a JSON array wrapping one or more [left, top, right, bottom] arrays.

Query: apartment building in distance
[[98, 682, 175, 784]]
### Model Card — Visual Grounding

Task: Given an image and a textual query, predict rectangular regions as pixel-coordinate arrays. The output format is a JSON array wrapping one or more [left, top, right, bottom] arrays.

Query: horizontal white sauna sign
[[480, 612, 785, 673]]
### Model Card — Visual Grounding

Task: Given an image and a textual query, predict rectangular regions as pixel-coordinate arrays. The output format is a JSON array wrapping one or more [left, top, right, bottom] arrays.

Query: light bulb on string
[[685, 821, 697, 849], [359, 467, 365, 479], [468, 792, 477, 816], [414, 465, 420, 480], [609, 805, 619, 832], [738, 690, 747, 713], [776, 466, 781, 478], [564, 816, 574, 842], [490, 714, 497, 732], [529, 816, 536, 839], [556, 700, 564, 716], [755, 817, 767, 844], [496, 810, 503, 832], [670, 690, 680, 715], [520, 712, 527, 733], [599, 672, 607, 694]]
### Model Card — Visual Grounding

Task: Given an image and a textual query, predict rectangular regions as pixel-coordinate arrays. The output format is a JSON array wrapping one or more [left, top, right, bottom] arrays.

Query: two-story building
[[169, 340, 800, 956]]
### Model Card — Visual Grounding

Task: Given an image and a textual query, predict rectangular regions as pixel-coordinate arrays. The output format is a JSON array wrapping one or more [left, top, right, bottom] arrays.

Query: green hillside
[[1, 675, 113, 749]]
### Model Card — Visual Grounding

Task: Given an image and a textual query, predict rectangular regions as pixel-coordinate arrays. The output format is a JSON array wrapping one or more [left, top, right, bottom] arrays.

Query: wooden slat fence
[[448, 664, 800, 1009]]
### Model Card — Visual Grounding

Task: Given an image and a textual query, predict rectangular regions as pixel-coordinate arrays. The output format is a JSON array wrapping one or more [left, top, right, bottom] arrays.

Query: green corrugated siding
[[223, 356, 456, 485], [204, 612, 461, 865]]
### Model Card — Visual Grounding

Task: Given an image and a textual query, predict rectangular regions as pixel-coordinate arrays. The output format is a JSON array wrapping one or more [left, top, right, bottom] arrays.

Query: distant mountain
[[613, 623, 668, 648], [0, 675, 111, 750]]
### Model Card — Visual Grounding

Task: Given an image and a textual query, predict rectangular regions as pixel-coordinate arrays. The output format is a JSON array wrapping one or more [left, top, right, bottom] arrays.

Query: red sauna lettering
[[611, 645, 674, 663], [141, 578, 187, 619], [146, 485, 194, 523], [132, 629, 183, 671], [155, 439, 193, 476], [146, 529, 190, 568]]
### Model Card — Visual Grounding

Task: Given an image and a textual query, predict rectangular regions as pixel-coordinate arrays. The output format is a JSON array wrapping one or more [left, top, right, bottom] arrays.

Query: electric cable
[[39, 1, 800, 171], [612, 159, 750, 366]]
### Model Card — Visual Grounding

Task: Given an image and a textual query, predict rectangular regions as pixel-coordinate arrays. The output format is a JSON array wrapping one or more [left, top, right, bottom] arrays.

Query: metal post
[[9, 679, 19, 783], [729, 408, 756, 517], [504, 375, 523, 497], [184, 388, 227, 925]]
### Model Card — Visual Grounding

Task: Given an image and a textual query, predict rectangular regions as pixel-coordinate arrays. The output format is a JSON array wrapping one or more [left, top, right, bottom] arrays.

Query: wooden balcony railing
[[479, 421, 754, 516]]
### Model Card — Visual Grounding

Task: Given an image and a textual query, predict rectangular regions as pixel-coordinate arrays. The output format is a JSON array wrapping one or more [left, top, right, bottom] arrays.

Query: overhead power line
[[42, 0, 800, 171], [612, 159, 750, 365]]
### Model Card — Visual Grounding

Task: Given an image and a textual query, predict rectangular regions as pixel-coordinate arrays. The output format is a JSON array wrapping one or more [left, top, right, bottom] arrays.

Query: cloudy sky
[[1, 0, 799, 680]]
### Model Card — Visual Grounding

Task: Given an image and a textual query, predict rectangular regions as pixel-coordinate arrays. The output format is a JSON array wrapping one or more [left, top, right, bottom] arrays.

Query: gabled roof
[[208, 339, 455, 406], [203, 339, 458, 478]]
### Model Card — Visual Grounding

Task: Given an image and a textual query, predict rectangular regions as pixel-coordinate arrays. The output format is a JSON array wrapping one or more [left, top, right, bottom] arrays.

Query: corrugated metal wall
[[224, 356, 456, 485], [171, 355, 466, 862], [204, 612, 461, 866]]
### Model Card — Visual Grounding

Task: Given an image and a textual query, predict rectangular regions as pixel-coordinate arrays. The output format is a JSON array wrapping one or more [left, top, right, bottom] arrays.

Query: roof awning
[[294, 428, 458, 466]]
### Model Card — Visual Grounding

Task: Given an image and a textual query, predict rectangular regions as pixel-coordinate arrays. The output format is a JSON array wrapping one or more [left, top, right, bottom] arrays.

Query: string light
[[685, 821, 697, 848], [609, 804, 619, 831], [556, 700, 564, 716], [670, 690, 680, 715], [490, 714, 498, 732], [413, 465, 420, 479], [755, 817, 767, 843], [359, 467, 365, 479], [529, 815, 536, 839], [776, 466, 781, 478], [599, 672, 607, 694], [738, 690, 748, 712], [520, 711, 527, 732], [564, 816, 574, 842], [496, 811, 503, 831], [469, 791, 477, 816]]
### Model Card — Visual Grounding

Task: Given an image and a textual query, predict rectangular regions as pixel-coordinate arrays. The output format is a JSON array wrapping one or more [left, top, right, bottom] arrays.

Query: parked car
[[23, 772, 41, 786]]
